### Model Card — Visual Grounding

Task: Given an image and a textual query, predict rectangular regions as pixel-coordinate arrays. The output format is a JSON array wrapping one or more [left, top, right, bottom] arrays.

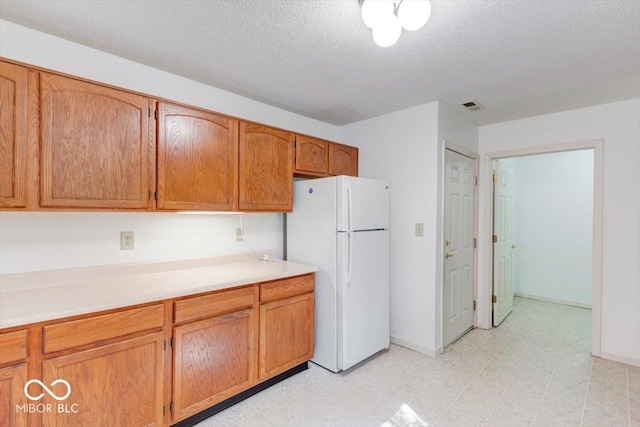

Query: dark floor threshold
[[172, 362, 309, 427]]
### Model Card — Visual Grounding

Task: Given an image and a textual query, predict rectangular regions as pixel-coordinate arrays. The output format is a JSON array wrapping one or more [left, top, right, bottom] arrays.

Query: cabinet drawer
[[260, 274, 315, 303], [0, 330, 28, 365], [174, 287, 254, 324], [43, 304, 164, 353]]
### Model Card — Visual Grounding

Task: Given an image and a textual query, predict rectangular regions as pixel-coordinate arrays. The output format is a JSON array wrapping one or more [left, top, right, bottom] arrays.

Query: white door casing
[[443, 149, 476, 347], [493, 160, 514, 326]]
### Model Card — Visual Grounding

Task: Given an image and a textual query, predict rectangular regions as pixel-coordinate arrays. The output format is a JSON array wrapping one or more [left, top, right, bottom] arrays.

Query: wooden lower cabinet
[[259, 292, 314, 380], [172, 308, 256, 422], [41, 333, 165, 427], [0, 273, 315, 426], [0, 363, 28, 427]]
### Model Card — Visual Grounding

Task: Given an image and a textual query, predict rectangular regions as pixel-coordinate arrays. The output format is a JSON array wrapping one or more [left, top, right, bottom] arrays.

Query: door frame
[[438, 140, 479, 353], [481, 139, 603, 357]]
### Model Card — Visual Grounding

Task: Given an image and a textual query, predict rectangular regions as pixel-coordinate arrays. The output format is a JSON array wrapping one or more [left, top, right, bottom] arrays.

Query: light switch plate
[[415, 223, 424, 237], [120, 231, 135, 250], [236, 227, 244, 242]]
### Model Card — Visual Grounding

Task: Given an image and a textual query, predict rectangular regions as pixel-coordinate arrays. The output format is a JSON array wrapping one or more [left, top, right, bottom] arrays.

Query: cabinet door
[[259, 292, 314, 380], [41, 333, 164, 427], [157, 103, 238, 210], [0, 62, 28, 208], [239, 123, 294, 211], [328, 143, 358, 177], [295, 136, 328, 175], [40, 73, 152, 209], [173, 309, 255, 422], [0, 364, 27, 427]]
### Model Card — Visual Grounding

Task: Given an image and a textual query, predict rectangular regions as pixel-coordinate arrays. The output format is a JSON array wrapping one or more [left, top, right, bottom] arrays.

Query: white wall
[[0, 20, 340, 141], [438, 103, 479, 152], [505, 151, 594, 306], [0, 212, 280, 274], [478, 99, 640, 365], [341, 103, 439, 354], [0, 21, 340, 275], [340, 102, 478, 354]]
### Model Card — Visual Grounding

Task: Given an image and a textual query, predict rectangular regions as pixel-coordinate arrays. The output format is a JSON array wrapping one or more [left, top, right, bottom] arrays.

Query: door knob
[[511, 244, 517, 249], [445, 252, 455, 259]]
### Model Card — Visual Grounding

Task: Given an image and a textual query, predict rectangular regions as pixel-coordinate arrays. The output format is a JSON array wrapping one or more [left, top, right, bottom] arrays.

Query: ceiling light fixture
[[361, 0, 432, 47]]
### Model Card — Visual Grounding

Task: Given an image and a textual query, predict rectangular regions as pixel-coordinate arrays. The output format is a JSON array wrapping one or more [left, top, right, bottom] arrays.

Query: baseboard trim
[[514, 292, 592, 309], [390, 336, 439, 357], [600, 352, 640, 368]]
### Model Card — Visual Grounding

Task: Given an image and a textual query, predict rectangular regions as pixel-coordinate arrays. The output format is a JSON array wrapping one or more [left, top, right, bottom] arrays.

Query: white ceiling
[[1, 0, 639, 126]]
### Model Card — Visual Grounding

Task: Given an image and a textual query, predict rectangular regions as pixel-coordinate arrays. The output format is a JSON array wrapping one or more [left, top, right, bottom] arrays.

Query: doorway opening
[[483, 140, 603, 356]]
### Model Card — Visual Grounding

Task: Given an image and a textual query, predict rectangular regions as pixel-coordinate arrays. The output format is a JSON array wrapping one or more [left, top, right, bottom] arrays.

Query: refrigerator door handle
[[347, 232, 353, 284]]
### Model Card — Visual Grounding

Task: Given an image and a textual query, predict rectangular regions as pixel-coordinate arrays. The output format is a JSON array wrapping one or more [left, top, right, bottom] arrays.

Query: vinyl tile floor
[[196, 297, 640, 427]]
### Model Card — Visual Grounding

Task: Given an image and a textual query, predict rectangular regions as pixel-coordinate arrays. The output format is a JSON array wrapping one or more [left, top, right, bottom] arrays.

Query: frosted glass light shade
[[372, 14, 402, 47], [397, 0, 432, 31], [361, 0, 395, 29]]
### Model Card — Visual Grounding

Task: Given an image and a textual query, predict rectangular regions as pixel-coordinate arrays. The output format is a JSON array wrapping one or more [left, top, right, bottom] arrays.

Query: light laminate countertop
[[0, 251, 317, 329]]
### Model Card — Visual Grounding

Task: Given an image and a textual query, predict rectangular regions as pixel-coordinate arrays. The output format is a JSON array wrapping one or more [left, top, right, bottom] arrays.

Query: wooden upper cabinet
[[295, 135, 328, 175], [239, 123, 294, 211], [0, 62, 28, 208], [328, 143, 358, 177], [40, 73, 152, 209], [157, 103, 238, 210]]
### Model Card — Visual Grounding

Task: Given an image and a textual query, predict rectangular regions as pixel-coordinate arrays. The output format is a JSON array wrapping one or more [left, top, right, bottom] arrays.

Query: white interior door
[[443, 149, 476, 348], [493, 159, 514, 326]]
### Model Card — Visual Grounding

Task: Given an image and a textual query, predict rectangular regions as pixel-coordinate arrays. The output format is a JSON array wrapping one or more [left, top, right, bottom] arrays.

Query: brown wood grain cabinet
[[42, 333, 165, 427], [157, 103, 238, 210], [0, 273, 314, 426], [0, 61, 28, 208], [239, 123, 295, 211], [0, 59, 360, 212], [172, 308, 256, 422], [0, 363, 28, 427], [0, 328, 29, 427], [40, 72, 153, 209], [0, 329, 28, 365], [293, 136, 359, 178], [294, 135, 329, 176], [259, 277, 314, 380], [328, 143, 358, 177]]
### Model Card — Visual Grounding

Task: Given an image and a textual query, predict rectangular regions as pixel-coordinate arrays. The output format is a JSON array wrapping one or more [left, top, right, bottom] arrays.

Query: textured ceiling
[[1, 0, 639, 126]]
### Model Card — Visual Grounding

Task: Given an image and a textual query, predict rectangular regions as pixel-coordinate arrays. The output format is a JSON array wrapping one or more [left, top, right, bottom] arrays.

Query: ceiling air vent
[[461, 101, 484, 111]]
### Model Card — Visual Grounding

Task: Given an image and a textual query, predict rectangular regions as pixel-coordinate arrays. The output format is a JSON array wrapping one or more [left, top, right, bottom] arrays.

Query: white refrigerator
[[286, 176, 390, 372]]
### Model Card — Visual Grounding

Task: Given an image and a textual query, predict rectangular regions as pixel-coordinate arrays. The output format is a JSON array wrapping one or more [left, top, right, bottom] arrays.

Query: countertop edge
[[0, 261, 317, 330]]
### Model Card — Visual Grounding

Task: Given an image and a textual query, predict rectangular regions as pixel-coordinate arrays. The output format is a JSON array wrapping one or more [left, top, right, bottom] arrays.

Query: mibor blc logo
[[17, 379, 79, 414]]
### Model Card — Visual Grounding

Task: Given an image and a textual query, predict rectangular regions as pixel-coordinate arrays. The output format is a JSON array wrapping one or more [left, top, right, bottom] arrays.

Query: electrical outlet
[[415, 223, 424, 237], [120, 231, 135, 250], [236, 227, 244, 242]]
